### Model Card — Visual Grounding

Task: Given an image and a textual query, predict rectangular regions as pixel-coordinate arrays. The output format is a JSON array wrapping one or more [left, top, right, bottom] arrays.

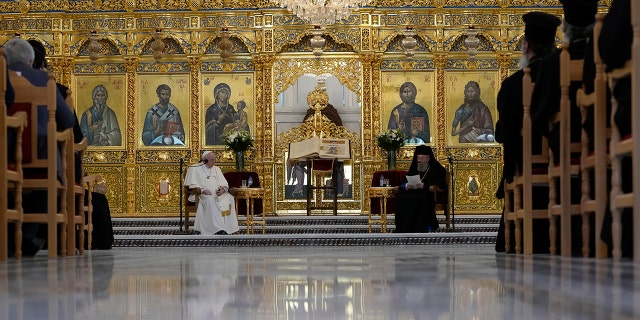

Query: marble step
[[111, 215, 500, 246]]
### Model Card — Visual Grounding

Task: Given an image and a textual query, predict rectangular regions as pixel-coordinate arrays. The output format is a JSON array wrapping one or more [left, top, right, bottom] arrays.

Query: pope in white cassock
[[184, 151, 240, 235]]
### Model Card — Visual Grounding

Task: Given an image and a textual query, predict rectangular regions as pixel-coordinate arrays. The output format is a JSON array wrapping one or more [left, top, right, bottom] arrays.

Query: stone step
[[110, 214, 500, 247]]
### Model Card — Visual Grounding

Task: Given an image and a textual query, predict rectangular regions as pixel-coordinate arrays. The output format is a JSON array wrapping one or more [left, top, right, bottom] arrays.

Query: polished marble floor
[[1, 244, 639, 320]]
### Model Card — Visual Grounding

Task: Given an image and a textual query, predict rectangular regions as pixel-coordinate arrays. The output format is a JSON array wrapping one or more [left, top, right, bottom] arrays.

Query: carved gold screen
[[0, 1, 598, 216]]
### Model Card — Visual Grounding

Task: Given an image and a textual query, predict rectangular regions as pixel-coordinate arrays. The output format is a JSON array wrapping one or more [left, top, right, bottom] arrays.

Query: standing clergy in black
[[494, 12, 561, 252], [395, 145, 446, 233]]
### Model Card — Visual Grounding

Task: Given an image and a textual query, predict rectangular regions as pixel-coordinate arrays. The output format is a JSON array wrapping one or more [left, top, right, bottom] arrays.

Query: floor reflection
[[0, 245, 639, 319]]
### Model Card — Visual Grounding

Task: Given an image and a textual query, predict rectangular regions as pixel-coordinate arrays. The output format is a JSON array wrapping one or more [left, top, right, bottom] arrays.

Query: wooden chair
[[63, 91, 88, 255], [9, 71, 73, 258], [83, 174, 98, 249], [434, 170, 450, 229], [547, 44, 584, 256], [503, 176, 518, 253], [607, 64, 634, 259], [66, 138, 87, 255], [183, 186, 200, 232], [633, 1, 640, 262], [605, 8, 640, 259], [515, 67, 550, 255], [578, 13, 609, 258], [0, 49, 28, 260]]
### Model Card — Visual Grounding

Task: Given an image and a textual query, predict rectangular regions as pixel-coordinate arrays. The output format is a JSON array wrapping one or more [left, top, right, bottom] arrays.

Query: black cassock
[[395, 163, 446, 233]]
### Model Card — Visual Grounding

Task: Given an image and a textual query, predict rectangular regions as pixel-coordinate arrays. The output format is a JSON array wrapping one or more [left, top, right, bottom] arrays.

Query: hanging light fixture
[[217, 27, 233, 60], [310, 26, 326, 57], [88, 30, 102, 63], [151, 28, 165, 62], [401, 26, 418, 59], [271, 0, 372, 27], [464, 25, 480, 60]]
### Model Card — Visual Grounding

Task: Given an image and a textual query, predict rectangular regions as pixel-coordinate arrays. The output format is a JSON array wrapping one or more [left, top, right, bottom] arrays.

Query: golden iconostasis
[[0, 1, 606, 216]]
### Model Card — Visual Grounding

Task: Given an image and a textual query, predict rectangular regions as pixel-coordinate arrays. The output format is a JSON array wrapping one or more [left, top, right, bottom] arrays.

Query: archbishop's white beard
[[417, 162, 429, 173], [519, 55, 529, 70]]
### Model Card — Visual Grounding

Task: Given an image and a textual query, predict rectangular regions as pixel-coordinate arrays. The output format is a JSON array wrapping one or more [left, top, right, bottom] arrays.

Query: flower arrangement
[[223, 130, 254, 152], [376, 128, 407, 151]]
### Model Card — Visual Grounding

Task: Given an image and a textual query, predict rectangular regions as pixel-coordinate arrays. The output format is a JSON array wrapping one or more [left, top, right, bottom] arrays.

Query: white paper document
[[406, 175, 421, 187]]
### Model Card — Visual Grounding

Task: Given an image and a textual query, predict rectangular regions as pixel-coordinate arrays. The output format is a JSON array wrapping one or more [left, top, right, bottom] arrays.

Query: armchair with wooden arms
[[0, 49, 28, 260], [9, 71, 73, 258], [433, 170, 450, 230], [183, 185, 200, 233]]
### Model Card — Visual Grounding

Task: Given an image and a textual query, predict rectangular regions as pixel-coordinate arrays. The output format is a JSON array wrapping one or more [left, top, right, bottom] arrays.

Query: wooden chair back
[[0, 48, 28, 260], [607, 1, 639, 260], [578, 13, 610, 258], [82, 174, 98, 249], [9, 70, 73, 258], [547, 44, 584, 256], [434, 170, 450, 229], [517, 67, 551, 255]]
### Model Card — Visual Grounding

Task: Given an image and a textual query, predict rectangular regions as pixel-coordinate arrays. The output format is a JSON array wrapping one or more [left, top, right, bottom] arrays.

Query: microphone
[[446, 151, 454, 165], [202, 159, 208, 164]]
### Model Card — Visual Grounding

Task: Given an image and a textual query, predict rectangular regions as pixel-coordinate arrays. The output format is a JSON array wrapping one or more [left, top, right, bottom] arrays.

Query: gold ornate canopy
[[0, 1, 605, 216]]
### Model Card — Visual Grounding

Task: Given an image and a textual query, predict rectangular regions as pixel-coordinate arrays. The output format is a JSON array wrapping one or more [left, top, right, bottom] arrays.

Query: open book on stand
[[288, 136, 351, 159]]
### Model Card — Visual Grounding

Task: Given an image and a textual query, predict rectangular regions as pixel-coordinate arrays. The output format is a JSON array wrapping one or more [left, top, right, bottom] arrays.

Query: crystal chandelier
[[272, 0, 372, 27]]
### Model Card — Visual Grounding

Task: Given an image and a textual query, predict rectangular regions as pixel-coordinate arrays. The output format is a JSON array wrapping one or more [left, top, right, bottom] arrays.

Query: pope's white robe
[[184, 164, 239, 235]]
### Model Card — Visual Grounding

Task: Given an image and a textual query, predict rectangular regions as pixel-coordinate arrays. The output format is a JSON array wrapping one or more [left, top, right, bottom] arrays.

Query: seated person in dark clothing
[[394, 145, 446, 233], [530, 0, 599, 165], [598, 0, 633, 258]]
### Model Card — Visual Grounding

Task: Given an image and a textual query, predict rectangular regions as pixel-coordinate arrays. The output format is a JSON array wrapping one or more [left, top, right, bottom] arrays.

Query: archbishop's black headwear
[[408, 145, 441, 175], [523, 12, 562, 46], [560, 0, 598, 27]]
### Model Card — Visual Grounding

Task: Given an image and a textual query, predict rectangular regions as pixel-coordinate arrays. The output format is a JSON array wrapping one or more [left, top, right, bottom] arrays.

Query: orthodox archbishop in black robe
[[395, 145, 447, 233]]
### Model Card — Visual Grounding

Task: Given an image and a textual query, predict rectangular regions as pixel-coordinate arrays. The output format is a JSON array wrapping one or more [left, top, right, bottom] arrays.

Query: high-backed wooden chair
[[607, 2, 640, 260], [503, 176, 518, 253], [433, 170, 450, 229], [0, 49, 28, 260], [607, 63, 632, 259], [515, 67, 550, 255], [578, 13, 609, 258], [82, 174, 98, 249], [67, 138, 87, 255], [547, 44, 584, 256], [9, 71, 73, 258], [183, 166, 201, 232], [63, 91, 88, 255], [633, 0, 640, 262]]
